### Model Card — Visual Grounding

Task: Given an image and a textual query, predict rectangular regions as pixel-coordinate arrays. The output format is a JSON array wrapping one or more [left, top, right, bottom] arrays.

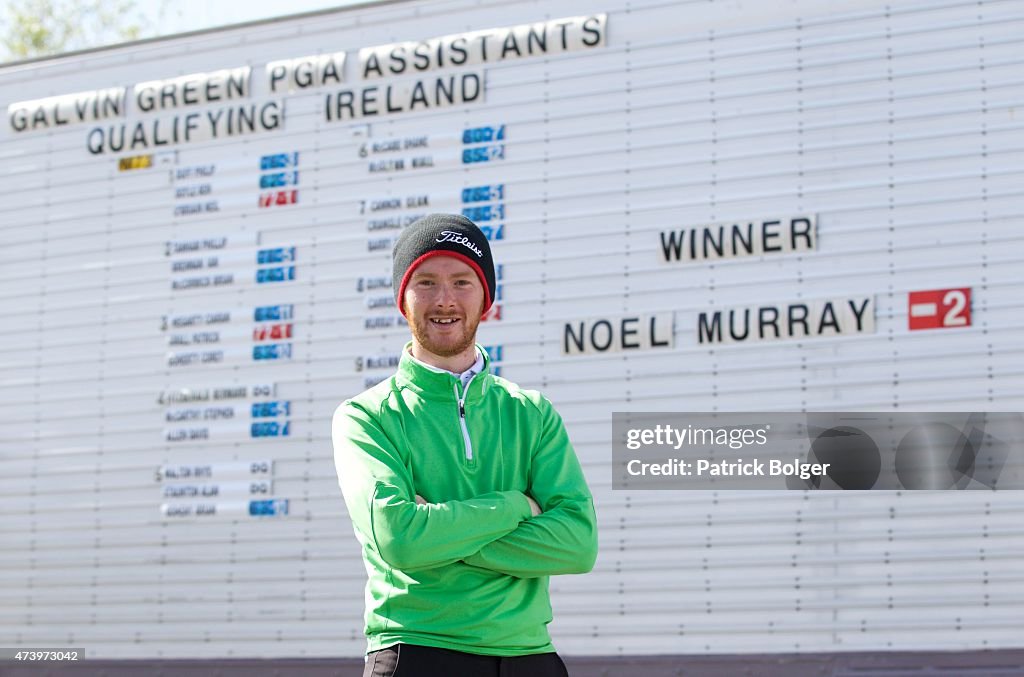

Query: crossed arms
[[331, 397, 598, 578]]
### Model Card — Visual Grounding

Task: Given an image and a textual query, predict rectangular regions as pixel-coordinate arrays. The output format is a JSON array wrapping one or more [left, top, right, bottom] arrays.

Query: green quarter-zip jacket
[[331, 344, 598, 656]]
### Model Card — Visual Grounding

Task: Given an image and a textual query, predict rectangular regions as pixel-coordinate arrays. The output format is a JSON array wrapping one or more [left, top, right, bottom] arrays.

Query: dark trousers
[[363, 643, 570, 677]]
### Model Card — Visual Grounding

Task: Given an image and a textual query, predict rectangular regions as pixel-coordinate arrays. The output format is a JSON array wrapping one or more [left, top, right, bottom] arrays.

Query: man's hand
[[415, 495, 427, 505]]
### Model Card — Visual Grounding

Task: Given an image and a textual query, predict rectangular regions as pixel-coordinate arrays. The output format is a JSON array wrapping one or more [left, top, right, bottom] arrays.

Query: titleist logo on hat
[[436, 230, 484, 258]]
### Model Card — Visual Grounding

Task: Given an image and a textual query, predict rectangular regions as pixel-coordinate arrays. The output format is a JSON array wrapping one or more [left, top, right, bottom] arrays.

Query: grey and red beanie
[[392, 213, 495, 317]]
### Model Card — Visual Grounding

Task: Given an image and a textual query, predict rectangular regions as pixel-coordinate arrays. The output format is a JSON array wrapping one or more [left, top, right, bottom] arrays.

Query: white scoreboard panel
[[2, 0, 1023, 660]]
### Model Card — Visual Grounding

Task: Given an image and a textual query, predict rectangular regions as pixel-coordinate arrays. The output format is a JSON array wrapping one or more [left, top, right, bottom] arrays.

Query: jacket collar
[[395, 341, 490, 398]]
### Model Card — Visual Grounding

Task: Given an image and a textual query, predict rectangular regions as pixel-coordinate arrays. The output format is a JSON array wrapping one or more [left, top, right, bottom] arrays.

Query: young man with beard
[[332, 214, 598, 677]]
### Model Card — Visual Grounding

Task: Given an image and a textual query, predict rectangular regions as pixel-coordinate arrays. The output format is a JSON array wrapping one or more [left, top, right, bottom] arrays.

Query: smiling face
[[403, 254, 485, 372]]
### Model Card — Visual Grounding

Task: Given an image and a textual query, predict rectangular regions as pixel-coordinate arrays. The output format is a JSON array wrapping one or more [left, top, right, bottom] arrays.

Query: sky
[[139, 0, 364, 37], [0, 0, 367, 61]]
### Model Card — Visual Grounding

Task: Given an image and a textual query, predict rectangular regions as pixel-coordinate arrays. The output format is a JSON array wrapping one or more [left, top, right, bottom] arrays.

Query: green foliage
[[1, 0, 156, 61]]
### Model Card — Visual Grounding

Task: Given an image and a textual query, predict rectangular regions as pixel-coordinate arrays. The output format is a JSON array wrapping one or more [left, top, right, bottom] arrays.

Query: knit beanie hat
[[392, 213, 495, 317]]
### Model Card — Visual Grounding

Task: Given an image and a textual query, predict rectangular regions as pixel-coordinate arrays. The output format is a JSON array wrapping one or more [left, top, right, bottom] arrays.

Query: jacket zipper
[[454, 379, 476, 462]]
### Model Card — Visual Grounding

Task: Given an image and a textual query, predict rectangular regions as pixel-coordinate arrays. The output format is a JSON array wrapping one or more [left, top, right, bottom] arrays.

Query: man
[[332, 213, 598, 677]]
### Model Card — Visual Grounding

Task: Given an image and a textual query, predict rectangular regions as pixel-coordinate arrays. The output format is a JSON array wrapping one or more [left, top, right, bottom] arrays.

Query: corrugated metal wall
[[1, 0, 1022, 661]]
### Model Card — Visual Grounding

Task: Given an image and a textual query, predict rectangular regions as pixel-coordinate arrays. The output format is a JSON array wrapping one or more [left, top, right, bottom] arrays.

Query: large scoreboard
[[2, 0, 1023, 661]]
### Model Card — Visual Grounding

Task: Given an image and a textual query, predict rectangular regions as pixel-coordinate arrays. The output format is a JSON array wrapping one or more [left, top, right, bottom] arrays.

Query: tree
[[1, 0, 158, 62]]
